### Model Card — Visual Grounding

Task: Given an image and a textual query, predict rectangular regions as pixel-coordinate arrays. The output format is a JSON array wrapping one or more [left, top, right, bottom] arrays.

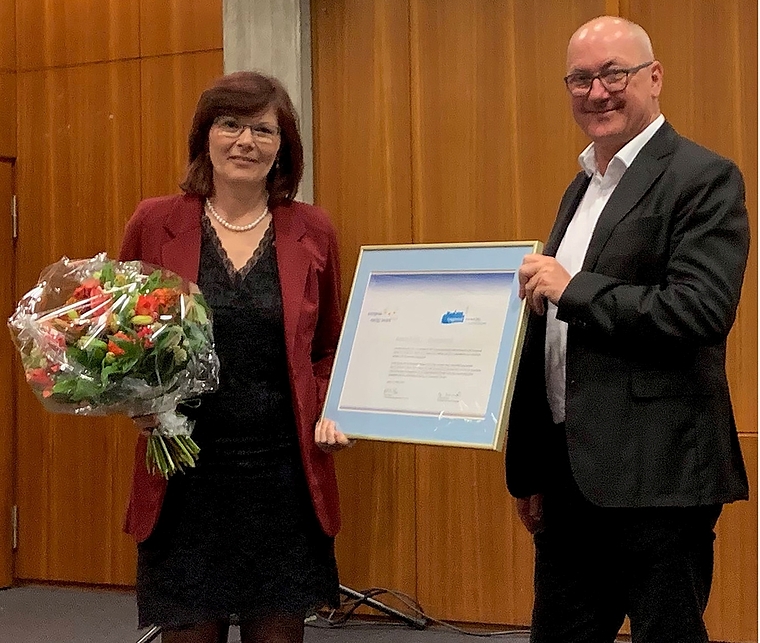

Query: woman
[[119, 71, 353, 643]]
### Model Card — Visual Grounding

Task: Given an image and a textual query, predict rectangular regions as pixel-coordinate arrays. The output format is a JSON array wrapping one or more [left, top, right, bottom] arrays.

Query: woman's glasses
[[213, 116, 281, 144]]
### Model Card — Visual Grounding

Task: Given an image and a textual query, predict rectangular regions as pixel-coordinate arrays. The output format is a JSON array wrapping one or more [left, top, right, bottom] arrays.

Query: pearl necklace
[[205, 198, 269, 232]]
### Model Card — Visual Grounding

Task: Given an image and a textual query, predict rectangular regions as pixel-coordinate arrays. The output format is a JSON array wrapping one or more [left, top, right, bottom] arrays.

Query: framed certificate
[[322, 241, 542, 450]]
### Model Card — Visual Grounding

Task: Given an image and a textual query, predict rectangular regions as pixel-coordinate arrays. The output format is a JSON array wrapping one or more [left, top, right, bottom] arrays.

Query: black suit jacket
[[506, 121, 750, 507]]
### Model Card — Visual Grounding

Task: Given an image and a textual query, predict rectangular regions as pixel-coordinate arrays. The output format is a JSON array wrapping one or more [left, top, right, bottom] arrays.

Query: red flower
[[68, 278, 112, 315], [88, 293, 112, 316], [71, 278, 103, 301], [137, 326, 154, 348], [41, 329, 66, 349], [107, 331, 132, 356], [27, 368, 54, 389], [135, 294, 159, 319], [152, 288, 178, 313]]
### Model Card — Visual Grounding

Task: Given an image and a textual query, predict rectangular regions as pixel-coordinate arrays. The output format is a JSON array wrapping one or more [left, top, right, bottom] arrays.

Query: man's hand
[[315, 417, 356, 453], [518, 254, 571, 315], [516, 494, 544, 534]]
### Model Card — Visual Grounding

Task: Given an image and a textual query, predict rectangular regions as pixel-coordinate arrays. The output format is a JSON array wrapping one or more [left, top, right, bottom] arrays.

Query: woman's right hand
[[132, 414, 158, 437], [314, 417, 355, 453]]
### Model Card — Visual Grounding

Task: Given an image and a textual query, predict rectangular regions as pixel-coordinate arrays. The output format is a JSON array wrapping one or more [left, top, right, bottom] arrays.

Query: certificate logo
[[441, 310, 465, 324], [367, 308, 397, 323]]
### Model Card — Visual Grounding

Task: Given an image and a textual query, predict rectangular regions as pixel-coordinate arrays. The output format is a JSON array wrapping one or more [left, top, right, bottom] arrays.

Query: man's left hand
[[518, 254, 571, 315], [516, 494, 544, 534]]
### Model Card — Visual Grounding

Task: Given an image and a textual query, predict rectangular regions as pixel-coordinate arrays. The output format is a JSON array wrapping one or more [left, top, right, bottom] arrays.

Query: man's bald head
[[568, 16, 654, 66]]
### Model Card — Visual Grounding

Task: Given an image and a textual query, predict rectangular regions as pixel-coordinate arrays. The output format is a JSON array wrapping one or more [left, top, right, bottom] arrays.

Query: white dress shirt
[[545, 114, 665, 424]]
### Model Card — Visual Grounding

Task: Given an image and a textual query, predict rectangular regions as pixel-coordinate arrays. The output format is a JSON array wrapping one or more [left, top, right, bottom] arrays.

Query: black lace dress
[[135, 216, 339, 629]]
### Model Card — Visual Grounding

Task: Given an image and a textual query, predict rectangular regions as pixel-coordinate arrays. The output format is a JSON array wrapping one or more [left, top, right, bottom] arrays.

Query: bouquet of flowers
[[8, 253, 220, 478]]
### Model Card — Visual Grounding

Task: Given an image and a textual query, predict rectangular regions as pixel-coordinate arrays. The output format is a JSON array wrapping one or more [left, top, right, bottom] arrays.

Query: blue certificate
[[323, 242, 542, 450]]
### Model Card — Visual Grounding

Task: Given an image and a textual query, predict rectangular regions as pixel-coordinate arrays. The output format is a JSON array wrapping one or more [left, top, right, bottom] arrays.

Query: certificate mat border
[[322, 241, 543, 451]]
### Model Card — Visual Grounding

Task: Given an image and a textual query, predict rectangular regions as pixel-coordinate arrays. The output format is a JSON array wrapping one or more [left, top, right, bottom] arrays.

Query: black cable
[[310, 586, 531, 638]]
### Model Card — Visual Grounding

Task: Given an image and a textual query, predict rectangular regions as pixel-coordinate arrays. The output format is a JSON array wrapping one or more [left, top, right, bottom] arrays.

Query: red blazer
[[118, 194, 343, 541]]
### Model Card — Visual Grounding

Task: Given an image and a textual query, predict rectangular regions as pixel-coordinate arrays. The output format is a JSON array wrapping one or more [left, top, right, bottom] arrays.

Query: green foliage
[[98, 262, 117, 287], [51, 376, 104, 403]]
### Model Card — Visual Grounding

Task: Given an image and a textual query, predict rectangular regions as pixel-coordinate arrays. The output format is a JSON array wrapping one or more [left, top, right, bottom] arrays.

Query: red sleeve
[[119, 200, 151, 262], [311, 222, 343, 409]]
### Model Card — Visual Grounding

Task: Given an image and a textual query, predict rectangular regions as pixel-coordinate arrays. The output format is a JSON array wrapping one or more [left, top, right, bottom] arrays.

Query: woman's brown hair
[[179, 71, 304, 206]]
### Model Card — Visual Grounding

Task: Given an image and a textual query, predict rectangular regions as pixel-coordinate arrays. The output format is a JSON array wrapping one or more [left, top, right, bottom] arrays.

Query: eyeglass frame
[[211, 115, 281, 144], [563, 61, 654, 97]]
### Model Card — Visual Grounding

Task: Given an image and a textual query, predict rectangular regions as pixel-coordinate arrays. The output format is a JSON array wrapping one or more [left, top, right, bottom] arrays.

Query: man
[[506, 16, 749, 643]]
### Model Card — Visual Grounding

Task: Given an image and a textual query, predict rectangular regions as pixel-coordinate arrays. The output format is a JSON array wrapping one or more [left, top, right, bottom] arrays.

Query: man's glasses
[[564, 61, 654, 97], [213, 116, 281, 144]]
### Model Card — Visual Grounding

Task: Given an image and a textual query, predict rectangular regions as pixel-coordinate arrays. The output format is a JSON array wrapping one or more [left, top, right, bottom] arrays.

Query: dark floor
[[0, 585, 532, 643]]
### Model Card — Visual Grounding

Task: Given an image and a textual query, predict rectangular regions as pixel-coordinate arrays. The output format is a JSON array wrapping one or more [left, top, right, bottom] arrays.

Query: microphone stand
[[338, 584, 427, 630], [135, 625, 161, 643]]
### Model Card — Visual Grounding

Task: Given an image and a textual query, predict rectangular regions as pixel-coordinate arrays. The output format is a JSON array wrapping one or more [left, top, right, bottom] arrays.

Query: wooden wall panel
[[0, 0, 15, 592], [16, 62, 142, 265], [0, 71, 15, 157], [311, 0, 418, 599], [140, 51, 224, 199], [409, 0, 601, 246], [333, 443, 417, 607], [14, 61, 142, 583], [416, 449, 534, 623], [0, 160, 15, 587], [16, 0, 139, 71], [0, 0, 14, 71], [312, 0, 414, 291], [410, 0, 605, 624], [13, 396, 138, 584], [140, 0, 223, 58], [509, 0, 606, 241], [705, 434, 757, 642], [409, 0, 520, 244], [624, 0, 758, 437]]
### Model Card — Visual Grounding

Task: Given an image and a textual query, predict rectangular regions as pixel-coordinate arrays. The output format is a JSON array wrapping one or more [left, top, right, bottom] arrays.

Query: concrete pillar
[[223, 0, 314, 203]]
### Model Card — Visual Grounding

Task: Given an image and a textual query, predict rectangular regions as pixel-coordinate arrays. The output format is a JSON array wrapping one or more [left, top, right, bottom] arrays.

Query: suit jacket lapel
[[545, 172, 590, 256], [582, 121, 678, 271], [161, 195, 203, 282], [273, 204, 309, 359]]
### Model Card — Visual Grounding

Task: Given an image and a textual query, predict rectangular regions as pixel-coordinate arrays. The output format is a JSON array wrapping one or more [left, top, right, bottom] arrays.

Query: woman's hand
[[132, 414, 158, 437], [314, 417, 355, 453]]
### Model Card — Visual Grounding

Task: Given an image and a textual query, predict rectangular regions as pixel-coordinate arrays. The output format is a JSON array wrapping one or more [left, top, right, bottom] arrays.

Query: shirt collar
[[579, 113, 666, 177]]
